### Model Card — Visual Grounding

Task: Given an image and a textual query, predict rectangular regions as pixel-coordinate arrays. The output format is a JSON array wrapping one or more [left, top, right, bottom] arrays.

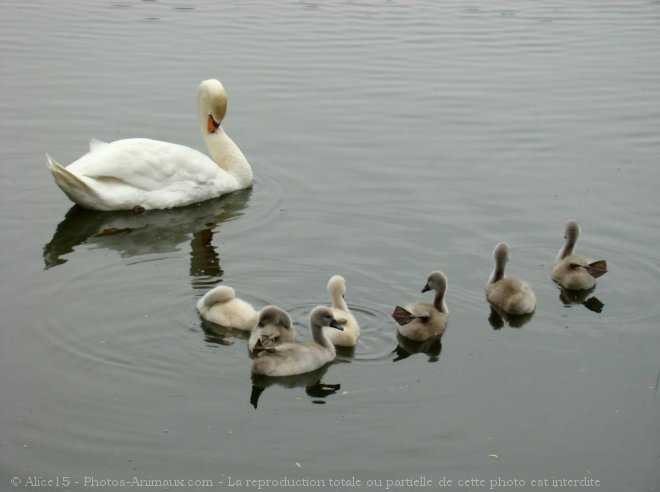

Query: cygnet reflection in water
[[487, 305, 535, 329], [250, 366, 340, 409], [559, 288, 605, 313], [392, 333, 442, 363]]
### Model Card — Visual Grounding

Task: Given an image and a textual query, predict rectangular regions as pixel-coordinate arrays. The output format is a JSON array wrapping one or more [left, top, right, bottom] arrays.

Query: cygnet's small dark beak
[[421, 283, 431, 293], [330, 319, 343, 331]]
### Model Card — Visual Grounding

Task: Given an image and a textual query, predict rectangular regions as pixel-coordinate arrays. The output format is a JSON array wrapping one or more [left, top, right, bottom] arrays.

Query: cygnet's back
[[251, 306, 343, 377], [486, 242, 536, 315], [248, 305, 295, 354], [196, 285, 259, 331], [324, 275, 360, 347], [392, 271, 449, 342]]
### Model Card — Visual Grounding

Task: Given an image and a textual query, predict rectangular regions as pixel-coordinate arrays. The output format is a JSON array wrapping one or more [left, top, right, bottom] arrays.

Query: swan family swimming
[[45, 81, 608, 378]]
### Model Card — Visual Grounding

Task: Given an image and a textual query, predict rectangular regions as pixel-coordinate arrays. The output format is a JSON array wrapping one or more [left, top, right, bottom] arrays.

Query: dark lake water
[[1, 1, 659, 491]]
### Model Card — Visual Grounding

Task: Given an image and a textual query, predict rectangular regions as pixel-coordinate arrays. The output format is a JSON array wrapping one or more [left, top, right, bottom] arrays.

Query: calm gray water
[[1, 1, 659, 491]]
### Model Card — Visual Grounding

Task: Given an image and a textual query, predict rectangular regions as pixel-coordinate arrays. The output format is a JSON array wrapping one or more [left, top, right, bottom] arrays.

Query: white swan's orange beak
[[207, 115, 220, 133]]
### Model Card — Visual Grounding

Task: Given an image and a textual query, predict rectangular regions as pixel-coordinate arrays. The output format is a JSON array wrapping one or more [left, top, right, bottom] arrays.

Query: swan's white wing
[[68, 138, 225, 192]]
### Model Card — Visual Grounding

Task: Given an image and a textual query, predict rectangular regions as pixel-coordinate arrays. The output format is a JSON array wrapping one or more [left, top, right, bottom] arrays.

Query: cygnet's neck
[[329, 286, 348, 311], [311, 323, 335, 352], [432, 289, 448, 313], [556, 232, 577, 261], [488, 259, 506, 285]]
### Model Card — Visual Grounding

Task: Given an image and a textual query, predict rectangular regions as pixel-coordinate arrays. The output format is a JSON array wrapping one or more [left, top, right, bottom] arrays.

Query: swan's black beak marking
[[330, 319, 343, 331], [421, 283, 431, 293]]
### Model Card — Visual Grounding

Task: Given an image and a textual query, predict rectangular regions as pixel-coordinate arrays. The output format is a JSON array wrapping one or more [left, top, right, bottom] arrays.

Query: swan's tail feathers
[[392, 306, 429, 326], [197, 285, 235, 311], [586, 260, 607, 279], [46, 154, 98, 206]]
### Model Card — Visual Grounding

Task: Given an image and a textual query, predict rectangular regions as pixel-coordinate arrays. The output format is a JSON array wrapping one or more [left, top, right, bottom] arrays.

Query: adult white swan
[[46, 79, 252, 211]]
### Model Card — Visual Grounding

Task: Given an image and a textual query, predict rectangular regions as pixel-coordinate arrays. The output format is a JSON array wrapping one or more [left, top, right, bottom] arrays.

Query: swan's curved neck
[[201, 129, 253, 187], [197, 87, 252, 188]]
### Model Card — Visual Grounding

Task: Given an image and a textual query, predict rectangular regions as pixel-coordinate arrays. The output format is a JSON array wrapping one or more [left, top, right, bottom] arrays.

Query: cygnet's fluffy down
[[552, 220, 607, 290], [324, 275, 360, 347], [248, 306, 295, 354], [485, 242, 536, 315], [196, 285, 259, 331], [392, 271, 449, 342], [251, 306, 343, 377]]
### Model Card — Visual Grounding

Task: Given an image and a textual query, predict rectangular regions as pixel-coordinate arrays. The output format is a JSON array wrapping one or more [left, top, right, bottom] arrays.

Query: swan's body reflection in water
[[250, 367, 341, 409], [43, 190, 252, 289]]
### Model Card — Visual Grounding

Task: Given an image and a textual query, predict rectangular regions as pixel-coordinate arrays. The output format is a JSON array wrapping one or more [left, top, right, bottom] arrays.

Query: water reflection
[[559, 288, 605, 313], [487, 305, 534, 329], [200, 319, 251, 347], [335, 345, 356, 360], [43, 190, 252, 285], [250, 367, 341, 409], [392, 334, 442, 363]]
